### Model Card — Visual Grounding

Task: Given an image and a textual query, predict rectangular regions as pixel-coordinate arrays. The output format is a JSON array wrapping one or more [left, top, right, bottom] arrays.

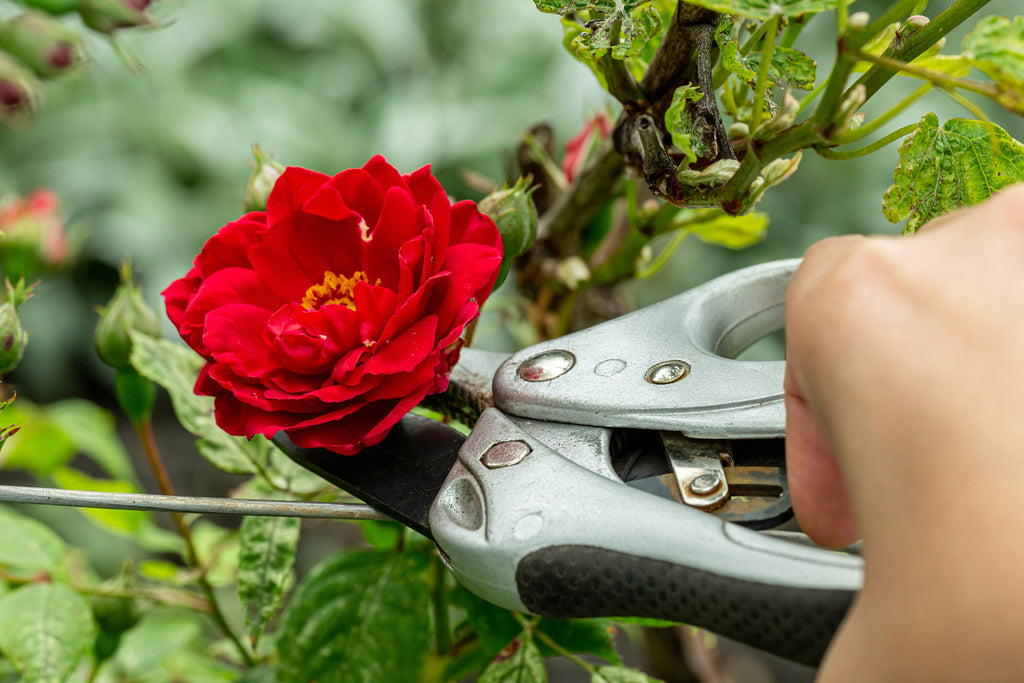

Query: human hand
[[784, 184, 1024, 680]]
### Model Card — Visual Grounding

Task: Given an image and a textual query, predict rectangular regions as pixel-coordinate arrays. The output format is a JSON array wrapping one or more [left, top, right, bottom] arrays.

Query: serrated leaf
[[964, 15, 1024, 92], [536, 1, 661, 59], [715, 15, 756, 83], [0, 583, 95, 683], [687, 212, 769, 249], [746, 46, 816, 90], [479, 632, 547, 683], [277, 549, 430, 683], [664, 85, 703, 164], [883, 114, 1024, 233], [51, 467, 145, 535], [238, 515, 300, 646], [679, 0, 844, 20], [592, 665, 661, 682], [129, 333, 268, 476], [0, 505, 65, 573]]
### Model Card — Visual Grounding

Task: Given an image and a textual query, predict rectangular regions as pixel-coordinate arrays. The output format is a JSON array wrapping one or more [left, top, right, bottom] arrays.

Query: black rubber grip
[[516, 545, 853, 666]]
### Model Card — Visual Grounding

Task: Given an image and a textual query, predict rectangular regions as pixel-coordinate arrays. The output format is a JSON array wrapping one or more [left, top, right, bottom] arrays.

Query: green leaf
[[714, 15, 756, 84], [277, 549, 430, 683], [592, 665, 661, 682], [238, 515, 300, 646], [111, 610, 203, 678], [964, 15, 1024, 92], [190, 521, 239, 587], [51, 467, 146, 536], [664, 85, 703, 164], [479, 631, 546, 683], [129, 333, 269, 475], [535, 1, 662, 59], [687, 212, 769, 249], [883, 114, 1024, 233], [360, 520, 403, 550], [746, 46, 817, 90], [688, 0, 844, 20], [0, 505, 65, 573], [0, 583, 96, 683], [537, 619, 620, 664]]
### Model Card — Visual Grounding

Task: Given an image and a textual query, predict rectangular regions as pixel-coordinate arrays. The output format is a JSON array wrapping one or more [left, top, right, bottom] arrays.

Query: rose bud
[[562, 110, 612, 184], [0, 12, 85, 77], [163, 156, 504, 455], [0, 188, 71, 277], [95, 261, 161, 370], [0, 51, 41, 124], [0, 280, 33, 376], [244, 145, 285, 212], [479, 176, 538, 285], [78, 0, 151, 33]]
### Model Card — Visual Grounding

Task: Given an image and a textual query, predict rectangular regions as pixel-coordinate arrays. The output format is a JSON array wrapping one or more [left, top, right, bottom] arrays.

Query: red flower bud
[[562, 111, 613, 184], [0, 52, 41, 124], [163, 156, 504, 455], [0, 12, 85, 77], [0, 189, 70, 276]]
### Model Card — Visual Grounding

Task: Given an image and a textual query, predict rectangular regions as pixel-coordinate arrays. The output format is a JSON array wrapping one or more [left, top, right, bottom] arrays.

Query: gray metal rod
[[0, 484, 392, 521]]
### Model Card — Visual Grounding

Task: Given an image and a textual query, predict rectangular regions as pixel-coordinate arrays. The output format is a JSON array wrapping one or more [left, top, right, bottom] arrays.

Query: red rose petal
[[327, 168, 385, 227], [195, 213, 267, 277], [266, 167, 332, 227], [365, 314, 438, 375], [363, 155, 411, 195], [202, 304, 276, 378]]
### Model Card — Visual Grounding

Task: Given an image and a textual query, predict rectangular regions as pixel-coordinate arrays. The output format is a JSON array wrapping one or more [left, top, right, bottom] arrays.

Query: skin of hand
[[784, 184, 1024, 681]]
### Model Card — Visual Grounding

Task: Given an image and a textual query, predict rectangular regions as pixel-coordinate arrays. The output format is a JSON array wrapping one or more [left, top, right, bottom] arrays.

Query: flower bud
[[903, 15, 930, 32], [244, 144, 285, 212], [835, 84, 867, 129], [78, 0, 151, 33], [555, 255, 590, 291], [0, 51, 41, 125], [0, 280, 32, 376], [761, 151, 802, 187], [479, 176, 537, 286], [848, 12, 870, 30], [95, 261, 161, 370], [562, 111, 613, 184], [758, 90, 799, 136], [0, 12, 85, 78], [0, 188, 70, 277]]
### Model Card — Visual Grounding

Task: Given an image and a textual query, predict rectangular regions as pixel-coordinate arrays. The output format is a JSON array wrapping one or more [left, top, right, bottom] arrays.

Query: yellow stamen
[[302, 270, 370, 310]]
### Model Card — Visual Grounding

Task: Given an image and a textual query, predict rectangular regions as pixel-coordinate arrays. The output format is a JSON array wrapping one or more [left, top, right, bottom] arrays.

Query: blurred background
[[0, 0, 1020, 680]]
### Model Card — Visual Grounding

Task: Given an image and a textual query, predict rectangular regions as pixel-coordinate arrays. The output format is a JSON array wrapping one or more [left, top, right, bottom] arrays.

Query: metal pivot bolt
[[481, 440, 532, 469], [645, 360, 691, 384], [518, 350, 576, 382], [689, 472, 722, 496]]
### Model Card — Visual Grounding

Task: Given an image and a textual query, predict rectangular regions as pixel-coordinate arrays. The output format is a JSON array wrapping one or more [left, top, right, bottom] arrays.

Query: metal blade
[[274, 413, 467, 539]]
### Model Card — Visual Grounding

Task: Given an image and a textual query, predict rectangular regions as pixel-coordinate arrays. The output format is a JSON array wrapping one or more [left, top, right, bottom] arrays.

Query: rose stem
[[135, 418, 257, 666]]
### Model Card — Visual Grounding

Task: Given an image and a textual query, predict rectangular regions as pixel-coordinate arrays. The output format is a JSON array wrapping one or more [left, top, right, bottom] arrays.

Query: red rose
[[163, 156, 503, 455]]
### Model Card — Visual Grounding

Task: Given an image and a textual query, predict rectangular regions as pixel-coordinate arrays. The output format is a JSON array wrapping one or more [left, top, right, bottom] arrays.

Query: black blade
[[272, 414, 466, 539]]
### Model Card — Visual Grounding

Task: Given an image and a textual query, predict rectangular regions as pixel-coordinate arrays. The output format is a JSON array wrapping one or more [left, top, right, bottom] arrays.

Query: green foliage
[[964, 15, 1024, 92], [0, 504, 66, 573], [478, 632, 546, 683], [0, 583, 96, 683], [883, 115, 1024, 233], [277, 549, 430, 683], [238, 515, 300, 646], [685, 0, 843, 20], [592, 666, 661, 682], [745, 46, 816, 90], [535, 1, 662, 58], [664, 85, 703, 163]]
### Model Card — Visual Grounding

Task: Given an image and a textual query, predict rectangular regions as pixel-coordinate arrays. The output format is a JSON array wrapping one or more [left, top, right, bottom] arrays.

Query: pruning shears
[[275, 258, 863, 667], [0, 259, 863, 666]]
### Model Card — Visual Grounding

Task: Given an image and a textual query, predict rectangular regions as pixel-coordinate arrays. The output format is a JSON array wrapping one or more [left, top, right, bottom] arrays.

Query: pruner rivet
[[645, 360, 691, 384], [689, 472, 722, 496], [518, 350, 575, 382], [481, 440, 532, 469]]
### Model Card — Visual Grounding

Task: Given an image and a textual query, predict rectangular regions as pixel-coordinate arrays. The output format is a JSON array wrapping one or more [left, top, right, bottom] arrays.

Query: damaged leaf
[[883, 114, 1024, 233], [536, 0, 662, 58]]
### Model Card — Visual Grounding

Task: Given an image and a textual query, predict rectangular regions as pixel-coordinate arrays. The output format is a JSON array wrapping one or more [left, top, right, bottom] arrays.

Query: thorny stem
[[135, 420, 256, 667], [815, 122, 917, 159]]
